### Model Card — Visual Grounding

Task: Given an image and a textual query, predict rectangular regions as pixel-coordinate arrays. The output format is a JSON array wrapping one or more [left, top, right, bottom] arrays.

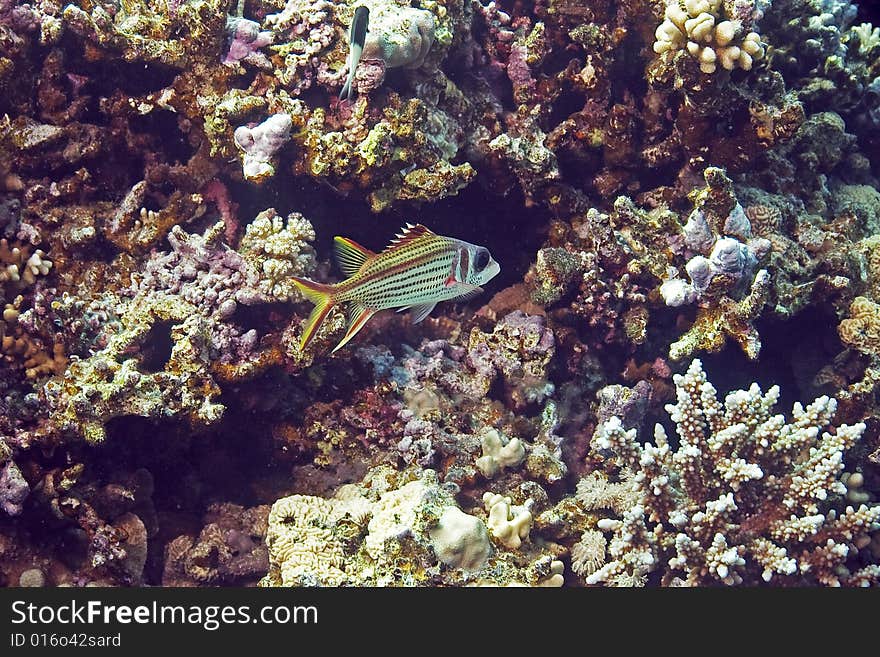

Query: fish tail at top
[[291, 277, 336, 351]]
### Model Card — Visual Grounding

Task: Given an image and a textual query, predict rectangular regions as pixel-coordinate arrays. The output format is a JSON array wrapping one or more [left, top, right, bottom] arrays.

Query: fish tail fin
[[339, 45, 362, 102], [291, 277, 335, 352], [339, 76, 354, 102]]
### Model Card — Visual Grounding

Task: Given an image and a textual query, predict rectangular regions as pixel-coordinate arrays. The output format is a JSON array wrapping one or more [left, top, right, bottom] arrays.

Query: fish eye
[[474, 248, 490, 271]]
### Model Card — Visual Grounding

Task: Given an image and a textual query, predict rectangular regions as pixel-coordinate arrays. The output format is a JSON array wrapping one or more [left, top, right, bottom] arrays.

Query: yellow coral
[[839, 296, 880, 356], [654, 0, 765, 74], [239, 209, 317, 301]]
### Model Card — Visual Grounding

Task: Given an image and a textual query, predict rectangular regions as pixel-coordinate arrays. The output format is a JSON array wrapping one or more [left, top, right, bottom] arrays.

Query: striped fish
[[339, 5, 369, 102], [291, 223, 501, 353]]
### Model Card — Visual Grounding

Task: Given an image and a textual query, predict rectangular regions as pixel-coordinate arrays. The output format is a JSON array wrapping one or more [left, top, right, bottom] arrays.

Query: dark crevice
[[139, 320, 176, 373]]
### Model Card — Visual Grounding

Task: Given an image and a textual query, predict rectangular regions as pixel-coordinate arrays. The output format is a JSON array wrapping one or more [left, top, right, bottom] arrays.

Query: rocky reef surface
[[0, 0, 878, 587]]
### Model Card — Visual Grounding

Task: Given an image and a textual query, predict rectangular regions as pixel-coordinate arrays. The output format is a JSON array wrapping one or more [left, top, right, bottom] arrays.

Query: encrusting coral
[[261, 466, 560, 586], [581, 359, 879, 587]]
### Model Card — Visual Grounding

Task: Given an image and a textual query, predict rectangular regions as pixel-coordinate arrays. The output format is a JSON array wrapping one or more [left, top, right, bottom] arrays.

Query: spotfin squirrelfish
[[291, 224, 501, 353], [339, 5, 370, 101]]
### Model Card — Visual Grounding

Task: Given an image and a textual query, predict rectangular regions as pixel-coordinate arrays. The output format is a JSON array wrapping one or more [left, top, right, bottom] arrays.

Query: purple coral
[[0, 461, 29, 516], [223, 16, 274, 68], [233, 114, 293, 183]]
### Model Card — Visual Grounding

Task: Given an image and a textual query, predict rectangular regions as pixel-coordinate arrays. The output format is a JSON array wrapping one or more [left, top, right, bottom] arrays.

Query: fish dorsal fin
[[384, 223, 436, 251], [334, 236, 376, 277]]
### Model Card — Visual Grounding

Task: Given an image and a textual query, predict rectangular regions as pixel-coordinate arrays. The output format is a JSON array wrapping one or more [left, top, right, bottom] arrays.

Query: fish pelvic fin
[[331, 303, 377, 353], [291, 277, 335, 352], [408, 301, 437, 324], [334, 236, 376, 276]]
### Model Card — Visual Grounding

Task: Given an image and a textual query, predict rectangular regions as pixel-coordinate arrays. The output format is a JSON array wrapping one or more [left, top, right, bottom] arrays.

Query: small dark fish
[[339, 5, 370, 102]]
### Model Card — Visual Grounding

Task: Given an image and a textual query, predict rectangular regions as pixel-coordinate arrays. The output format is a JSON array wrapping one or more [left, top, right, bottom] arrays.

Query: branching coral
[[654, 0, 766, 74], [238, 208, 317, 301], [583, 359, 878, 586]]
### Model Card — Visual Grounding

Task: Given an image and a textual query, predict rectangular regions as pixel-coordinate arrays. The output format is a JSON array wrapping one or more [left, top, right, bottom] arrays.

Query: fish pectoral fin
[[396, 306, 410, 313], [451, 284, 484, 303], [334, 236, 376, 276], [331, 304, 377, 353], [408, 302, 437, 324]]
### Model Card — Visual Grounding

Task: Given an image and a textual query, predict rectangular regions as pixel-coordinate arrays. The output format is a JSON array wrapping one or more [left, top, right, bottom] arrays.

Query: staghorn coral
[[583, 359, 878, 586]]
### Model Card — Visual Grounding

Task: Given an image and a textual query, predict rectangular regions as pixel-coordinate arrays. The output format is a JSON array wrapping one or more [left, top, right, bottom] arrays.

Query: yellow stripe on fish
[[291, 223, 501, 353]]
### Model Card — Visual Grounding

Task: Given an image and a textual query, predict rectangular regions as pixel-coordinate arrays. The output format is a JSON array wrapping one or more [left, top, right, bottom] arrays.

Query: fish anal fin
[[451, 284, 484, 303], [408, 301, 437, 324], [385, 223, 436, 251], [334, 236, 376, 276], [332, 304, 377, 353], [299, 298, 333, 352]]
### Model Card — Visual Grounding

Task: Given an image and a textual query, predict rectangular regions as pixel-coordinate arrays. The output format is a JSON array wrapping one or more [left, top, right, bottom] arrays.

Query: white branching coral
[[483, 492, 533, 549], [582, 359, 878, 586], [0, 239, 52, 293], [475, 427, 525, 478], [239, 209, 317, 301], [654, 0, 766, 74]]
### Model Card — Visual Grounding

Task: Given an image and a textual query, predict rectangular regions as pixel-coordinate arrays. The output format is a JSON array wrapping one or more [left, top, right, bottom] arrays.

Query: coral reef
[[0, 0, 878, 591], [163, 503, 270, 586], [262, 466, 560, 586]]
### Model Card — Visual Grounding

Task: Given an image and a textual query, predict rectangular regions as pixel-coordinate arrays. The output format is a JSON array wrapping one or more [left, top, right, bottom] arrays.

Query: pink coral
[[223, 16, 274, 68]]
